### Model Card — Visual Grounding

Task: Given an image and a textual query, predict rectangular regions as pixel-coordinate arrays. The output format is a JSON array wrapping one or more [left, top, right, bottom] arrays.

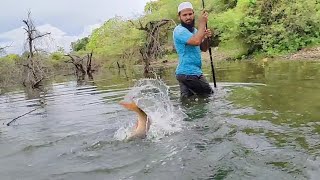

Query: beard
[[181, 19, 195, 33]]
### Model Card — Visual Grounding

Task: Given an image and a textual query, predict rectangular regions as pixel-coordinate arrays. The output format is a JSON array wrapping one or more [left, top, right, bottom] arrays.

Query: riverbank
[[283, 47, 320, 60], [152, 46, 320, 68]]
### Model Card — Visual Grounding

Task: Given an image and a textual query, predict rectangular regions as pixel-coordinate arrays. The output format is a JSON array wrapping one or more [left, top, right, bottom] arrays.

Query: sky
[[0, 0, 152, 54]]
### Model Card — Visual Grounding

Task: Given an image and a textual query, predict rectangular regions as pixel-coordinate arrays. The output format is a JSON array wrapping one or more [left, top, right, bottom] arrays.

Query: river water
[[1, 60, 320, 180]]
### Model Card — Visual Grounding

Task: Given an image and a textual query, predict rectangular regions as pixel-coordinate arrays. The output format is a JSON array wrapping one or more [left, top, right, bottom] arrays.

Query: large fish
[[119, 101, 151, 140]]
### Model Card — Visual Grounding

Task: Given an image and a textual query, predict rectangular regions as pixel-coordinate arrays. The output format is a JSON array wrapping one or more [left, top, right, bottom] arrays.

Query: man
[[173, 2, 214, 98]]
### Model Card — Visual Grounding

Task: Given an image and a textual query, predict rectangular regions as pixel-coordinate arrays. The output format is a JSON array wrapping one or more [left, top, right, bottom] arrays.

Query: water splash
[[115, 79, 186, 141]]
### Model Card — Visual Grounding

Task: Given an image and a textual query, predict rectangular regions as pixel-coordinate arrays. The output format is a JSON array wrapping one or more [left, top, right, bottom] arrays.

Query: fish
[[119, 101, 151, 141]]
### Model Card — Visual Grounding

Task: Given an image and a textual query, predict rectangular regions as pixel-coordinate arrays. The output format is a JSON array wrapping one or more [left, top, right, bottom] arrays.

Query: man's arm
[[187, 11, 208, 46], [187, 27, 206, 46]]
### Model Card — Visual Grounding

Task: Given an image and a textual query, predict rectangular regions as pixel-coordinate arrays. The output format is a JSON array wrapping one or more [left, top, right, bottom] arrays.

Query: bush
[[240, 0, 320, 55]]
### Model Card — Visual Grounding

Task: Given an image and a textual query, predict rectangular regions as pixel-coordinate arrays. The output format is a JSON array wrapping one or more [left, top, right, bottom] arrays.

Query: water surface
[[1, 60, 320, 179]]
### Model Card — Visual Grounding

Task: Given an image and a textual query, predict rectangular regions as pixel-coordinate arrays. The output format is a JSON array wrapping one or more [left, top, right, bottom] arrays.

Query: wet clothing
[[173, 24, 213, 98], [176, 74, 213, 98]]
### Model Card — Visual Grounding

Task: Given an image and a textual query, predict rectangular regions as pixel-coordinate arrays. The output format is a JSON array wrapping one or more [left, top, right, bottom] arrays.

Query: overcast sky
[[0, 0, 152, 54]]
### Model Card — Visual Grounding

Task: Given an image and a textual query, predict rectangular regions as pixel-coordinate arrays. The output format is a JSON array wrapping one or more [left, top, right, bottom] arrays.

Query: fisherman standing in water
[[173, 2, 214, 98]]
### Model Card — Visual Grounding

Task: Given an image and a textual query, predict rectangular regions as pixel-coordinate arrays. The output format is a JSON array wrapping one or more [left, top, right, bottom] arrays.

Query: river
[[1, 60, 320, 179]]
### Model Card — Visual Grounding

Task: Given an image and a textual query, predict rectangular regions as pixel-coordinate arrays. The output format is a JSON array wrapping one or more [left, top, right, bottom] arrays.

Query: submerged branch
[[6, 107, 41, 126]]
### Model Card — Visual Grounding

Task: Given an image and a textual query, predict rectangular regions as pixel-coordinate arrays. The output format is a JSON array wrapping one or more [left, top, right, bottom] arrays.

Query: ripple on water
[[0, 72, 320, 180]]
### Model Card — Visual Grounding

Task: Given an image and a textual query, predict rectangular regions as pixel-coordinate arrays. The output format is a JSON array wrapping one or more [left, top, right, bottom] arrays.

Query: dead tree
[[65, 54, 86, 80], [23, 12, 51, 58], [0, 45, 10, 55], [86, 52, 93, 79], [65, 51, 94, 81], [130, 19, 175, 77], [22, 11, 51, 89], [0, 46, 7, 53]]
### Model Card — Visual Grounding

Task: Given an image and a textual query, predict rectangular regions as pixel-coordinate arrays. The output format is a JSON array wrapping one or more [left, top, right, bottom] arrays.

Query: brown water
[[1, 60, 320, 180]]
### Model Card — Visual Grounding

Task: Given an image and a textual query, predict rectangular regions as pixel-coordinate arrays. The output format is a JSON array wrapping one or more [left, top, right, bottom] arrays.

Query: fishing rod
[[201, 0, 217, 88]]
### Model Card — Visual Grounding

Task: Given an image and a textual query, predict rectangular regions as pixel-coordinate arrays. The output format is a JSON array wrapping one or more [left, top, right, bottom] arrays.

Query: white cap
[[178, 2, 193, 13]]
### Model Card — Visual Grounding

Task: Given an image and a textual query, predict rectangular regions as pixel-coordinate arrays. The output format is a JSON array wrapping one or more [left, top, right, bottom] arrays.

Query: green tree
[[84, 0, 320, 62], [240, 0, 320, 55], [71, 37, 89, 51], [86, 17, 145, 60]]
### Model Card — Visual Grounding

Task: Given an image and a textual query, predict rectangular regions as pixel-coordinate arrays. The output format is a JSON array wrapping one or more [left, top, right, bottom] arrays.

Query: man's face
[[179, 9, 195, 25]]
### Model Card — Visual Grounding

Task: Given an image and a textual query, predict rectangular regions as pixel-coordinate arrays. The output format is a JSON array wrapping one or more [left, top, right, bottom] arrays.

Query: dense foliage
[[83, 0, 320, 60], [86, 17, 145, 59], [0, 54, 22, 88], [240, 0, 320, 55], [71, 37, 89, 51]]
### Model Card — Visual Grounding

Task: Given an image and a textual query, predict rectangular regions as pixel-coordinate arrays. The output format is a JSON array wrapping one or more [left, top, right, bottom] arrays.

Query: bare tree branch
[[64, 52, 95, 81], [0, 45, 11, 54], [128, 20, 135, 26], [32, 32, 51, 41], [0, 46, 7, 52], [22, 11, 51, 58], [129, 20, 149, 31], [132, 19, 175, 77], [21, 11, 51, 89]]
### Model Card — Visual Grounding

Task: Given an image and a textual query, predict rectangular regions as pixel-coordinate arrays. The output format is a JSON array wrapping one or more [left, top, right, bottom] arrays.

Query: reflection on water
[[0, 60, 320, 179]]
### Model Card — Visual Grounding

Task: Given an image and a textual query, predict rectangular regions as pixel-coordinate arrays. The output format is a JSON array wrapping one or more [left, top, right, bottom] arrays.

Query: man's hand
[[204, 29, 212, 38], [199, 11, 209, 27], [200, 29, 212, 52]]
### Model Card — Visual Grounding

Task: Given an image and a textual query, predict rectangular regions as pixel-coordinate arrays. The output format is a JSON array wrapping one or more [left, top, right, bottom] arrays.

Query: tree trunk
[[65, 52, 95, 81], [22, 11, 50, 89], [131, 19, 174, 77]]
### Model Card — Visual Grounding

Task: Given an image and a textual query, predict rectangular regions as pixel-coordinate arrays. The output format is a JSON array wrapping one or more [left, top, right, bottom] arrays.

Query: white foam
[[115, 79, 186, 141]]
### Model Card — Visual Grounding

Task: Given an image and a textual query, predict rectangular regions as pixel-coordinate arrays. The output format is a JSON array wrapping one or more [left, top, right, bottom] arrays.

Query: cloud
[[0, 23, 101, 54], [0, 0, 151, 35], [0, 0, 153, 54], [0, 27, 26, 54], [79, 24, 102, 37]]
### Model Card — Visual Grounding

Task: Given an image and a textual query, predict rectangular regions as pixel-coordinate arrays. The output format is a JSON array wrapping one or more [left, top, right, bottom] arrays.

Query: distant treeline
[[72, 0, 320, 60]]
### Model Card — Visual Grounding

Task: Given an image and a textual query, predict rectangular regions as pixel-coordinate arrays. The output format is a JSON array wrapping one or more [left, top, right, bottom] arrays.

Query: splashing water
[[114, 79, 186, 141]]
